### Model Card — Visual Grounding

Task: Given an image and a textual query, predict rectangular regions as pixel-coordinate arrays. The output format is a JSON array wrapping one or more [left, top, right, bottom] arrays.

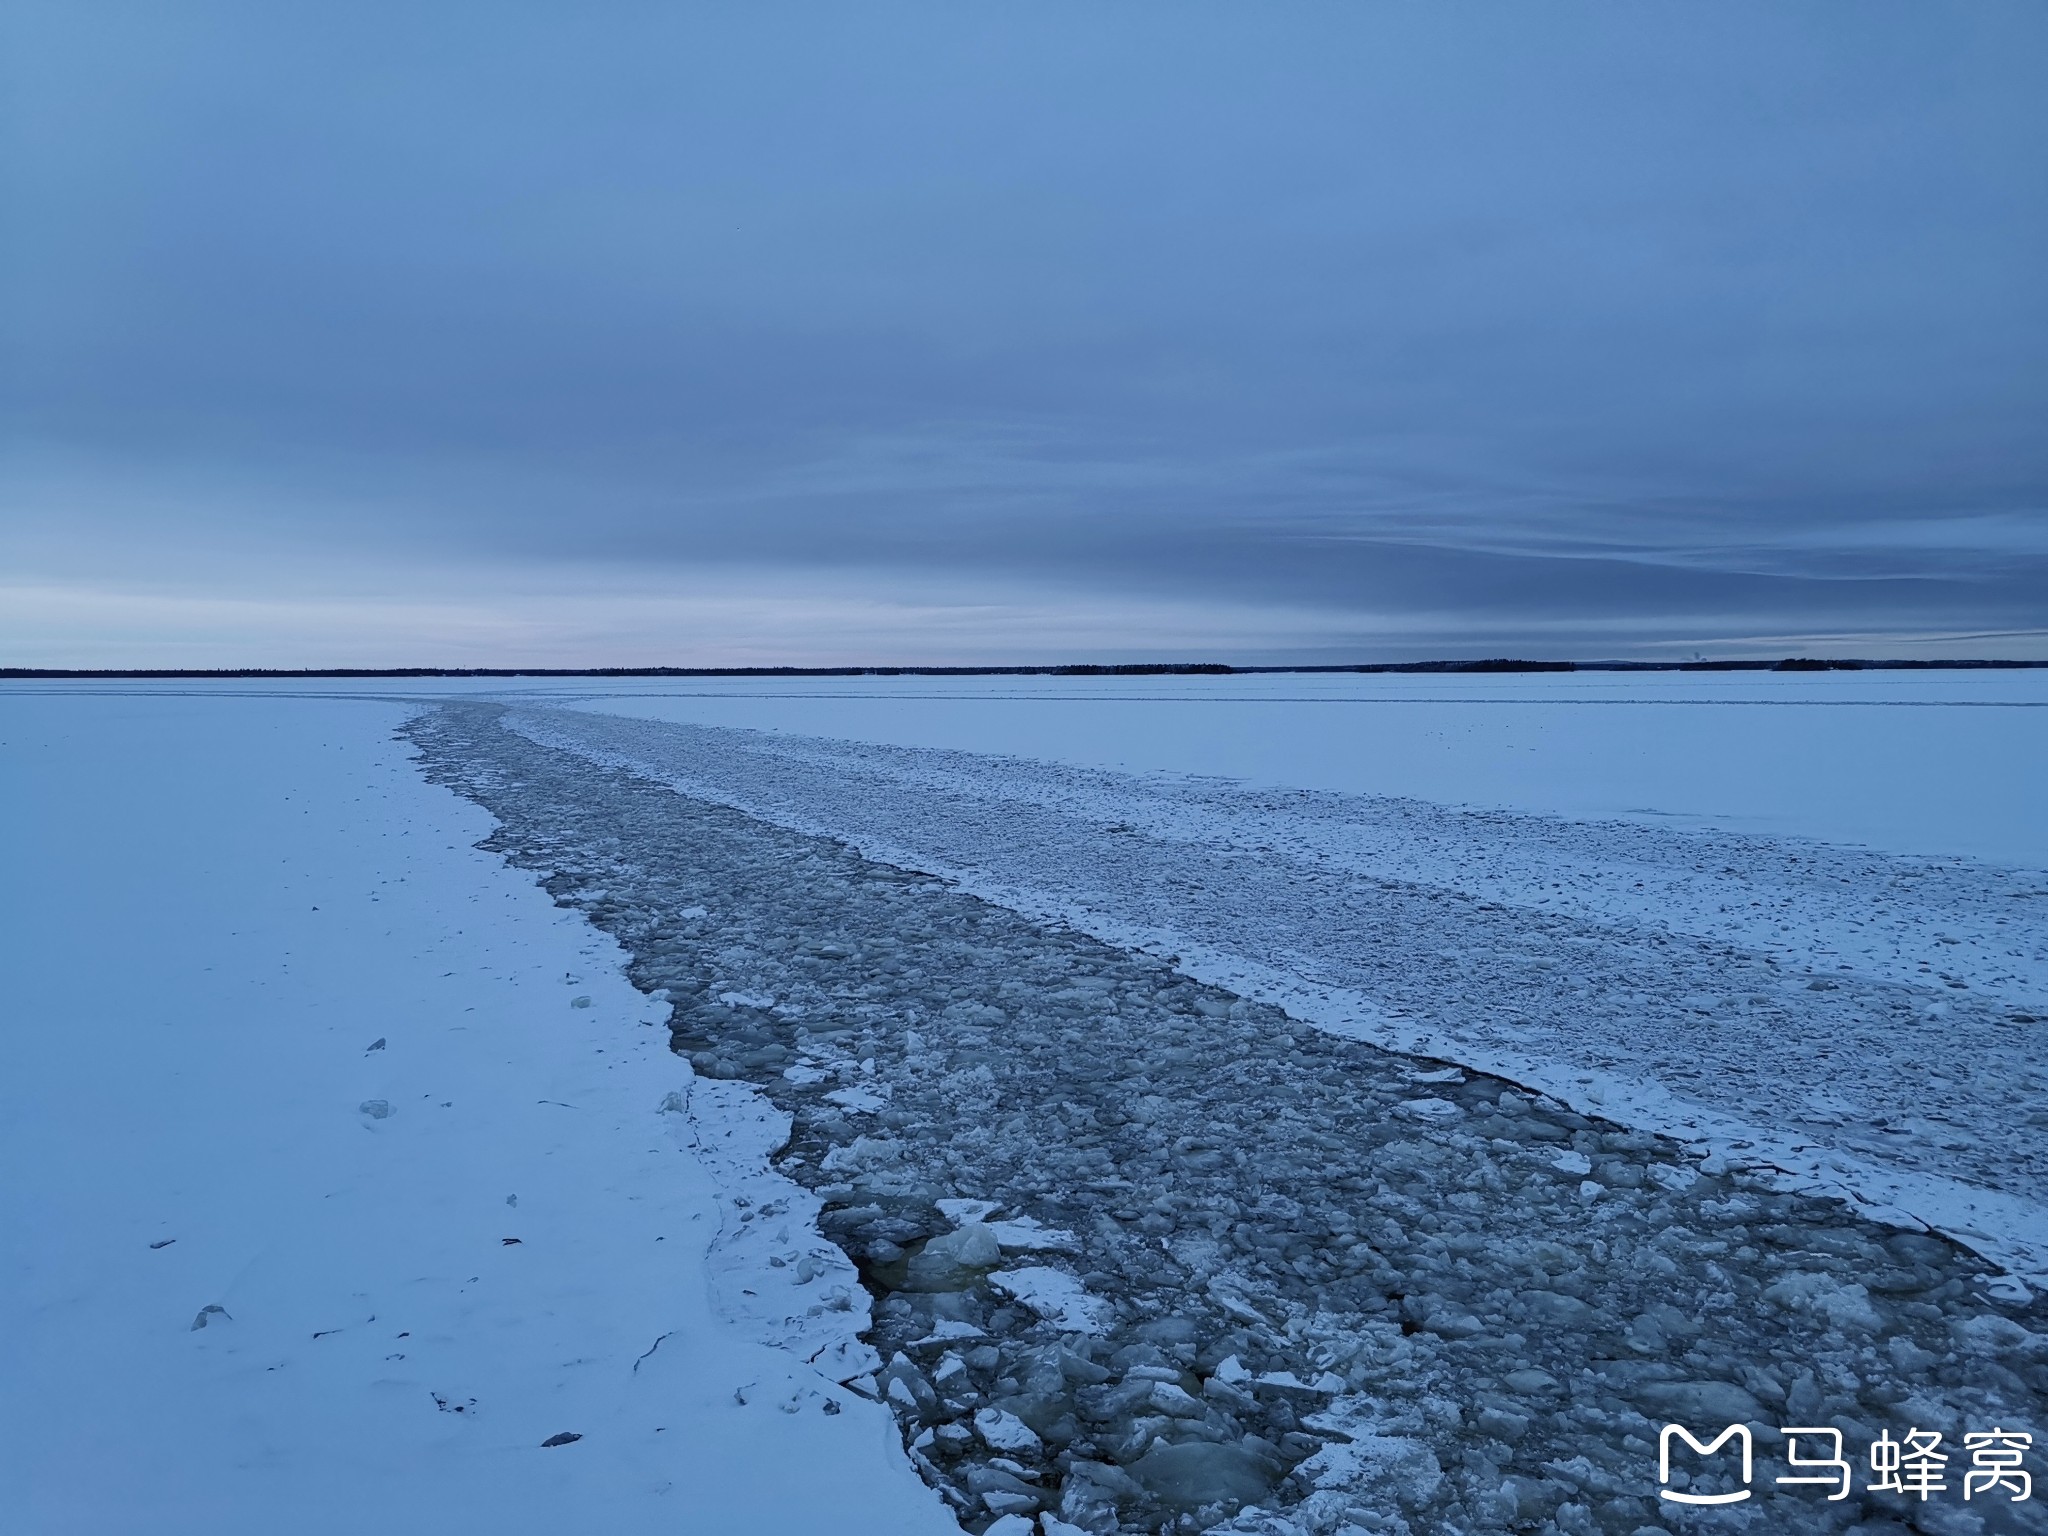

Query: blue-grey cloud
[[4, 1, 2045, 661]]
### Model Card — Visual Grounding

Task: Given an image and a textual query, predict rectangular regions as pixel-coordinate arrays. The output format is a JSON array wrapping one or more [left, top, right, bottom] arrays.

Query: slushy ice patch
[[407, 704, 2047, 1535]]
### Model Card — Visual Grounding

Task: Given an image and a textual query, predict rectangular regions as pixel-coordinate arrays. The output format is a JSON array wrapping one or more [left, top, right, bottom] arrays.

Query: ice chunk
[[357, 1099, 393, 1120], [824, 1085, 888, 1112], [932, 1422, 973, 1454], [1951, 1313, 2044, 1357], [1520, 1291, 1595, 1328], [818, 1135, 901, 1173], [880, 1353, 939, 1416], [988, 1267, 1114, 1332], [1399, 1097, 1462, 1122], [935, 1197, 1002, 1226], [1253, 1369, 1344, 1395], [1129, 1439, 1279, 1508], [1297, 1434, 1442, 1510], [913, 1220, 1007, 1294], [972, 1407, 1042, 1455], [1761, 1271, 1883, 1333], [1059, 1460, 1144, 1526], [1145, 1380, 1205, 1417], [986, 1217, 1079, 1253], [922, 1222, 1003, 1268]]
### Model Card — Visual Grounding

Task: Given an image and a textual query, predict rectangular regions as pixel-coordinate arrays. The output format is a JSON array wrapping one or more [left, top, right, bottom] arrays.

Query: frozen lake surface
[[516, 668, 2048, 867], [0, 691, 952, 1536], [6, 673, 2045, 1534]]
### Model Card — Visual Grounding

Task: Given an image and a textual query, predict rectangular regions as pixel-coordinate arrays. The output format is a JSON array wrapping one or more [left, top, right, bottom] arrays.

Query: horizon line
[[8, 657, 2048, 681]]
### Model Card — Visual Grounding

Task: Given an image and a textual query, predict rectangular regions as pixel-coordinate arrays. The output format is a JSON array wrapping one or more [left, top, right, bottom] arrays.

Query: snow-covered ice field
[[6, 672, 2045, 1535], [520, 669, 2048, 866], [0, 691, 953, 1536]]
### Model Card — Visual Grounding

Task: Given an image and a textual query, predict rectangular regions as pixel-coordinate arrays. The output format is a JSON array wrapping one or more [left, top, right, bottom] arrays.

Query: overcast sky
[[4, 3, 2044, 666]]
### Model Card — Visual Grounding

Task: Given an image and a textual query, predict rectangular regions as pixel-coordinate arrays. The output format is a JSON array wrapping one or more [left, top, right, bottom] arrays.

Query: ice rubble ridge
[[407, 705, 2048, 1536], [514, 704, 2048, 1218]]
